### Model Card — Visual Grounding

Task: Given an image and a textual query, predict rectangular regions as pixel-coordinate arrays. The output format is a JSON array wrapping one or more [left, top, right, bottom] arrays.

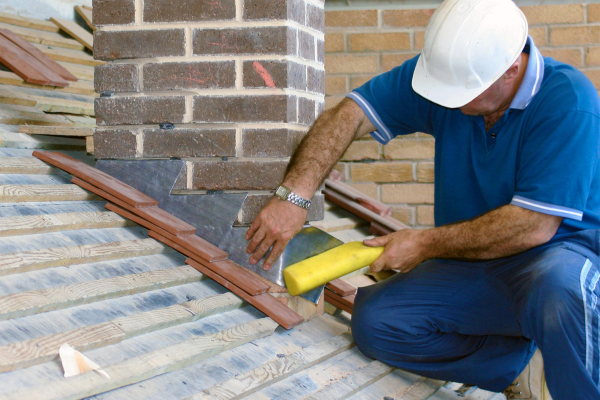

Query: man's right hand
[[245, 197, 307, 270]]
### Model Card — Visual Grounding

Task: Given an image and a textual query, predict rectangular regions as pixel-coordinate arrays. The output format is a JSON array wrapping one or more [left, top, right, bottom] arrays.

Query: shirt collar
[[509, 36, 545, 110]]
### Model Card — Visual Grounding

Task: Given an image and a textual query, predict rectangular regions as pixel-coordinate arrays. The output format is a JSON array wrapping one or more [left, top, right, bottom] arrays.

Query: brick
[[325, 76, 346, 95], [417, 205, 434, 226], [589, 4, 600, 22], [243, 60, 306, 90], [142, 128, 236, 158], [391, 207, 413, 225], [307, 66, 325, 94], [340, 140, 378, 161], [351, 75, 375, 90], [333, 162, 346, 178], [417, 162, 434, 182], [193, 95, 297, 123], [350, 162, 412, 183], [325, 33, 344, 52], [299, 97, 316, 126], [144, 0, 235, 22], [94, 30, 185, 60], [324, 94, 344, 110], [299, 30, 316, 61], [346, 182, 378, 199], [94, 64, 139, 93], [550, 26, 600, 46], [520, 5, 583, 25], [242, 129, 305, 157], [325, 10, 377, 28], [529, 27, 546, 46], [385, 138, 435, 159], [382, 53, 419, 72], [415, 30, 425, 50], [234, 192, 324, 225], [539, 48, 582, 67], [95, 96, 186, 126], [349, 33, 410, 52], [244, 0, 304, 25], [382, 183, 434, 204], [143, 61, 235, 91], [383, 9, 434, 27], [94, 129, 137, 159], [93, 0, 135, 26], [191, 160, 288, 190], [587, 47, 600, 66], [193, 27, 296, 56], [306, 3, 325, 32], [317, 39, 324, 63], [325, 55, 378, 74], [583, 70, 600, 89]]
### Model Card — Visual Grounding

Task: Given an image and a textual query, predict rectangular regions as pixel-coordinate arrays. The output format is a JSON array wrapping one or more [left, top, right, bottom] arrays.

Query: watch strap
[[286, 191, 311, 210]]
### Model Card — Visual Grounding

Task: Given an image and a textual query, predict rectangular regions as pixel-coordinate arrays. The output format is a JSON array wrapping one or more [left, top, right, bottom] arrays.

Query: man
[[245, 0, 600, 398]]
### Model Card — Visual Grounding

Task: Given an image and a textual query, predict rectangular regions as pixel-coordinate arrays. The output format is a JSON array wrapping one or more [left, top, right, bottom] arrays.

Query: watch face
[[275, 185, 289, 199]]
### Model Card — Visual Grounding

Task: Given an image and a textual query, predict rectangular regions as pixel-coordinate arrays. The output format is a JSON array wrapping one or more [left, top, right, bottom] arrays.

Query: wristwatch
[[274, 185, 311, 210]]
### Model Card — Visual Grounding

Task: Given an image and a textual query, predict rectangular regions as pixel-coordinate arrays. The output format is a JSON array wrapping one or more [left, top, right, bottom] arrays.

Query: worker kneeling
[[246, 0, 600, 398]]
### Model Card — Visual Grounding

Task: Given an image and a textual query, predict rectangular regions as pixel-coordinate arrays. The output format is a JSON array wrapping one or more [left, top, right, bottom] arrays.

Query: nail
[[249, 258, 256, 264], [264, 264, 271, 270]]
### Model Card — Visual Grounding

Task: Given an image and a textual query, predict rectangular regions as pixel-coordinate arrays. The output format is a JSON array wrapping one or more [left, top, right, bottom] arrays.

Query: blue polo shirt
[[348, 37, 600, 237]]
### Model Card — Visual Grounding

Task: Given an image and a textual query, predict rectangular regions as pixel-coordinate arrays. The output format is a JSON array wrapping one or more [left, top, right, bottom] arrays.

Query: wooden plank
[[64, 114, 96, 127], [150, 232, 269, 296], [56, 61, 93, 81], [107, 203, 226, 260], [0, 88, 94, 116], [31, 42, 103, 67], [301, 361, 393, 400], [0, 210, 131, 237], [311, 217, 366, 233], [0, 105, 74, 126], [0, 21, 85, 50], [1, 318, 278, 400], [326, 279, 357, 297], [0, 29, 76, 83], [186, 258, 304, 330], [75, 6, 95, 31], [0, 292, 243, 373], [0, 35, 55, 86], [81, 5, 93, 11], [0, 156, 61, 174], [191, 334, 355, 400], [109, 204, 196, 236], [324, 294, 352, 314], [0, 70, 95, 96], [0, 131, 86, 150], [325, 290, 355, 309], [50, 17, 93, 51], [34, 151, 159, 208], [86, 135, 93, 153], [0, 11, 60, 33], [19, 125, 94, 137], [0, 237, 168, 276], [325, 179, 393, 218], [0, 265, 200, 320], [0, 184, 97, 203]]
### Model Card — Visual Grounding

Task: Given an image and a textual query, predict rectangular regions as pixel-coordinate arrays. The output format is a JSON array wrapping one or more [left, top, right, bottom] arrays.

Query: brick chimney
[[92, 0, 325, 225]]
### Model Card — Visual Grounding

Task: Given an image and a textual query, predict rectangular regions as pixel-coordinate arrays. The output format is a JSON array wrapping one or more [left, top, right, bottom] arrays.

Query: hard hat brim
[[411, 55, 492, 109]]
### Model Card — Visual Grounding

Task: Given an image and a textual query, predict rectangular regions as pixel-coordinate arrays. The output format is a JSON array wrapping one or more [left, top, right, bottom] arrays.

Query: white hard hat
[[412, 0, 528, 108]]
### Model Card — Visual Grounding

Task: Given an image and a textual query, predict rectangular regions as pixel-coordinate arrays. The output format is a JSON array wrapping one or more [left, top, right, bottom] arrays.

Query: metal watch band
[[287, 192, 311, 210]]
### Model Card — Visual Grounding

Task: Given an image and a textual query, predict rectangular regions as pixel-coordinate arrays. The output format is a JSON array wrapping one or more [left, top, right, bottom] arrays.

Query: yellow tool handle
[[283, 241, 384, 296]]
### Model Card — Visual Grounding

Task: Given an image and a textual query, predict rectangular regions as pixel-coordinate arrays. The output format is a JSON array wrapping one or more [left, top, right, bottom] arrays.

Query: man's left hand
[[363, 229, 429, 273]]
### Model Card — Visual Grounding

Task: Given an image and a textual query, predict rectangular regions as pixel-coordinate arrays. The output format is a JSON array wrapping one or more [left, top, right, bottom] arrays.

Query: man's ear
[[503, 58, 521, 83]]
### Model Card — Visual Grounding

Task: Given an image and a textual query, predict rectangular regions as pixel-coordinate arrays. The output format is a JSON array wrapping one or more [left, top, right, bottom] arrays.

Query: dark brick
[[193, 27, 297, 56], [94, 129, 137, 159], [95, 96, 186, 126], [144, 0, 235, 22], [242, 129, 306, 157], [94, 30, 185, 61], [306, 3, 324, 32], [94, 64, 139, 93], [298, 97, 315, 126], [317, 39, 324, 63], [193, 95, 297, 123], [242, 60, 305, 90], [143, 61, 235, 91], [316, 100, 324, 116], [244, 0, 304, 25], [307, 66, 325, 94], [93, 0, 135, 25], [191, 160, 288, 190], [299, 30, 315, 61], [234, 191, 325, 225], [142, 128, 236, 158]]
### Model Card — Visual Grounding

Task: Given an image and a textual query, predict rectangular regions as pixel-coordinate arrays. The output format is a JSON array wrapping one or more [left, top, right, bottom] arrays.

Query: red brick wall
[[326, 4, 600, 227]]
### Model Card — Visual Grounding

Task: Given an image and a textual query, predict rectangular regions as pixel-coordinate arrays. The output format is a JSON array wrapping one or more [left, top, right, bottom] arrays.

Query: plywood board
[[0, 71, 95, 96], [75, 6, 95, 31], [0, 156, 60, 174], [50, 17, 93, 51], [19, 125, 94, 137], [0, 106, 73, 126], [31, 43, 103, 67], [0, 21, 84, 50], [0, 11, 60, 33], [0, 88, 94, 116], [56, 61, 93, 81]]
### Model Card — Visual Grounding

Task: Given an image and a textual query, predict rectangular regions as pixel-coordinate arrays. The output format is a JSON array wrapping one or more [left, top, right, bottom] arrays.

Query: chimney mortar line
[[105, 55, 323, 69], [134, 0, 143, 25], [183, 95, 194, 123]]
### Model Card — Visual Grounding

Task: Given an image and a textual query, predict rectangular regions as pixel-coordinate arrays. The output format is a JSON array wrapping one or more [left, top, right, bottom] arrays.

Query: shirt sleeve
[[511, 109, 600, 221], [348, 55, 435, 144]]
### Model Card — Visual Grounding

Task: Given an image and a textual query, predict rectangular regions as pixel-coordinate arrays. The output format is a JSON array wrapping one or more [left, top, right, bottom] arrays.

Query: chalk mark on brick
[[252, 61, 276, 88]]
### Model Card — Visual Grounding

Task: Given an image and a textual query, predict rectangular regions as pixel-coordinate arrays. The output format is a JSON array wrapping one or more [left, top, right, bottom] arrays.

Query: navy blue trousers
[[352, 230, 600, 399]]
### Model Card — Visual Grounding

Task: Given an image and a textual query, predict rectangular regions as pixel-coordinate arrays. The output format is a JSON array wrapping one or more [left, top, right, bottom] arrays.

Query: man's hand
[[364, 229, 429, 273], [245, 198, 307, 270]]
